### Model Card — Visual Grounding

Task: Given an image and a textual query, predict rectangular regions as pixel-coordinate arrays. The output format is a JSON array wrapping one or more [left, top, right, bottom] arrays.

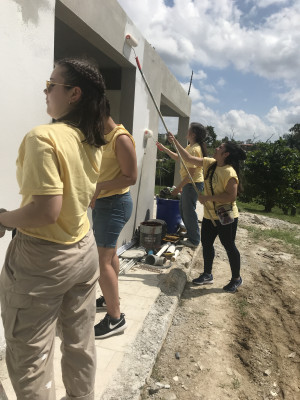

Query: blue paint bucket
[[156, 197, 181, 234]]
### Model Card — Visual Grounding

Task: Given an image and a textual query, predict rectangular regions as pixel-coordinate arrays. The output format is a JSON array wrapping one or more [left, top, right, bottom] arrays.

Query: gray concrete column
[[119, 68, 136, 133], [173, 117, 190, 186]]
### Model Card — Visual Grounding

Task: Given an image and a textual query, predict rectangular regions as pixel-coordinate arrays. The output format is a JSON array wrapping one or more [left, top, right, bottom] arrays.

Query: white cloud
[[193, 70, 207, 80], [266, 105, 300, 127], [251, 0, 290, 8], [119, 0, 300, 83], [279, 87, 300, 105], [118, 0, 300, 141], [160, 94, 278, 141], [181, 82, 203, 102], [201, 83, 217, 94], [189, 101, 295, 141], [217, 78, 226, 87], [203, 94, 219, 103]]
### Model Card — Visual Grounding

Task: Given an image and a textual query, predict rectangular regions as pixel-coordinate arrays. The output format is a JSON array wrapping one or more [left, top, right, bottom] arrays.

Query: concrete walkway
[[1, 201, 204, 400]]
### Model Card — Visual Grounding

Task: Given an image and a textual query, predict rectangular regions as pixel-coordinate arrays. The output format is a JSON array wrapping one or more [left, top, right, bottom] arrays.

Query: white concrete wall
[[0, 0, 55, 352]]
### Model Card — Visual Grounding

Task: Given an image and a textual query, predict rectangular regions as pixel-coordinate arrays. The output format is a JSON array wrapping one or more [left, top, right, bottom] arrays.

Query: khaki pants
[[0, 230, 99, 400]]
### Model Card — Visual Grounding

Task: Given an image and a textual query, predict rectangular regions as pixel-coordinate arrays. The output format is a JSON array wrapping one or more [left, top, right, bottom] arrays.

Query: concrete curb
[[99, 245, 201, 400]]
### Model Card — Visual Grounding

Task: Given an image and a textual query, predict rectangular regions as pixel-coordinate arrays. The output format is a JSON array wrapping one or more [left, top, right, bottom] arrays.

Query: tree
[[205, 126, 219, 147], [243, 139, 300, 213], [283, 123, 300, 151]]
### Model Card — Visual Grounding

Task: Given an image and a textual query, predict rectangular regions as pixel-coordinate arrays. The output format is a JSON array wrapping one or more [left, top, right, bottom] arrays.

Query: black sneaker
[[96, 295, 107, 311], [192, 273, 213, 285], [223, 277, 243, 293], [94, 313, 127, 339]]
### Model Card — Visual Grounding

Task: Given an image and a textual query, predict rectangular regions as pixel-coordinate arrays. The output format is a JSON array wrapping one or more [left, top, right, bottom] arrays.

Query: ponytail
[[190, 122, 208, 157], [55, 57, 107, 148]]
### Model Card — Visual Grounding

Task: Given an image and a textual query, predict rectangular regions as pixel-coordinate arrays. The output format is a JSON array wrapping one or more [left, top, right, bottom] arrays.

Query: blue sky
[[118, 0, 300, 142]]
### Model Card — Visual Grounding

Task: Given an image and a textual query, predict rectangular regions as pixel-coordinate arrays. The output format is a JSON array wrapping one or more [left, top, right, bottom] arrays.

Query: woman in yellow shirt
[[90, 101, 137, 339], [167, 133, 246, 293], [157, 123, 207, 248], [0, 58, 106, 399]]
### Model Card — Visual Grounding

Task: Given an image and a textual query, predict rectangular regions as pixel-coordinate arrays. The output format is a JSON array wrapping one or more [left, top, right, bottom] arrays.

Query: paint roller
[[125, 34, 216, 226], [144, 128, 153, 140], [144, 128, 157, 145], [125, 34, 138, 47]]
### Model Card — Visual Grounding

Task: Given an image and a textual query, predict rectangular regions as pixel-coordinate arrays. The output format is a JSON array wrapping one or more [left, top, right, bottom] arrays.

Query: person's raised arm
[[156, 142, 179, 161], [167, 132, 204, 167]]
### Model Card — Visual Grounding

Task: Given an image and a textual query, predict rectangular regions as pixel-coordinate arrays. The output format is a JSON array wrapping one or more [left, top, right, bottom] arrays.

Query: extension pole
[[188, 70, 193, 96], [133, 55, 216, 226]]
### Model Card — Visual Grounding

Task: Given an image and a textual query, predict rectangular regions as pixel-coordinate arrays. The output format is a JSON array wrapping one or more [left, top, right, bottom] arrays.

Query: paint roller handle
[[135, 56, 142, 71], [128, 41, 216, 227], [167, 131, 176, 144], [134, 56, 169, 133]]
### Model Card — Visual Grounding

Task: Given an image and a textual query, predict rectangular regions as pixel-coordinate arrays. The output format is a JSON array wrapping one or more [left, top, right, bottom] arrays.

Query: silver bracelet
[[0, 208, 13, 232]]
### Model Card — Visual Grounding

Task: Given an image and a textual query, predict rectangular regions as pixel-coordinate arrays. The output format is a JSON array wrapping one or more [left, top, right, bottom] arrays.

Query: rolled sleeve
[[19, 135, 63, 196]]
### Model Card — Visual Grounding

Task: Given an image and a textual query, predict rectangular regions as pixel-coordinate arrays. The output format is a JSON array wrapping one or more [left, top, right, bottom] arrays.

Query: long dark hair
[[55, 57, 107, 148], [205, 142, 246, 194], [189, 122, 208, 157]]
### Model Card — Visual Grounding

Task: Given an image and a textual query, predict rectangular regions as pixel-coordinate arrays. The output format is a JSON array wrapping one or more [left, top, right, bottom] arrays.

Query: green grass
[[237, 201, 300, 225], [232, 297, 249, 318], [240, 224, 300, 258], [232, 377, 241, 390]]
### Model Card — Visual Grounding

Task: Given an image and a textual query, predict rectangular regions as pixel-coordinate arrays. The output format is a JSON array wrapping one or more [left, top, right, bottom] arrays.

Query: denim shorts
[[92, 192, 133, 248]]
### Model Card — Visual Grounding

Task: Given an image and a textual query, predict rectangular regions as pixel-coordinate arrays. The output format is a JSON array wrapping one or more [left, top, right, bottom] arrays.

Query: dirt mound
[[141, 213, 300, 400]]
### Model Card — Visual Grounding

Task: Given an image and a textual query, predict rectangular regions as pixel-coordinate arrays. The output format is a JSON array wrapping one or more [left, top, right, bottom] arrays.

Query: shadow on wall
[[12, 0, 51, 25]]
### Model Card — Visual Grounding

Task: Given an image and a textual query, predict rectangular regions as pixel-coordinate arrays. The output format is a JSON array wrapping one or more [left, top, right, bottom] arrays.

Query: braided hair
[[205, 142, 246, 194], [55, 57, 107, 148], [189, 122, 208, 157]]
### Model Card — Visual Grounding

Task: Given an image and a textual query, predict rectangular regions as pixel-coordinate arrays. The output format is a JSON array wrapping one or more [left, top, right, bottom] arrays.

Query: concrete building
[[0, 0, 191, 352]]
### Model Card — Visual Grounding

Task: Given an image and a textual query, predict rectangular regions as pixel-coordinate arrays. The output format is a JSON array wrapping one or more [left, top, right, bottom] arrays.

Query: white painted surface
[[0, 0, 55, 351]]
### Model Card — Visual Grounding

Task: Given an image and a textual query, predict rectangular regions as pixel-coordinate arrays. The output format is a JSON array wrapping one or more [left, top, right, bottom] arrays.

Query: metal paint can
[[140, 221, 162, 250]]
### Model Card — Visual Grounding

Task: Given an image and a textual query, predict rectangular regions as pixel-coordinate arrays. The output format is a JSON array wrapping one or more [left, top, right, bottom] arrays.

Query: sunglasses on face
[[45, 80, 75, 92]]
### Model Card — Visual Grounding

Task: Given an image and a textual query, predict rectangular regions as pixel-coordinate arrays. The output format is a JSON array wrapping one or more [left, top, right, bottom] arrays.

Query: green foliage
[[240, 224, 300, 258], [242, 138, 300, 213], [155, 143, 175, 187], [237, 201, 300, 224], [206, 126, 221, 148], [283, 123, 300, 151], [232, 297, 249, 317]]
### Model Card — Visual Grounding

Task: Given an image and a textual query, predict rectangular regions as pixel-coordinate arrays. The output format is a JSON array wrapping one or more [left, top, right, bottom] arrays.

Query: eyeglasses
[[45, 80, 75, 91]]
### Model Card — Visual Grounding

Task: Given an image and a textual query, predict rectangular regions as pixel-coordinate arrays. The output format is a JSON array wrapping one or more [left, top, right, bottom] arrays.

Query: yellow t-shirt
[[16, 123, 102, 244], [179, 143, 204, 182], [97, 125, 135, 199], [203, 157, 239, 220]]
